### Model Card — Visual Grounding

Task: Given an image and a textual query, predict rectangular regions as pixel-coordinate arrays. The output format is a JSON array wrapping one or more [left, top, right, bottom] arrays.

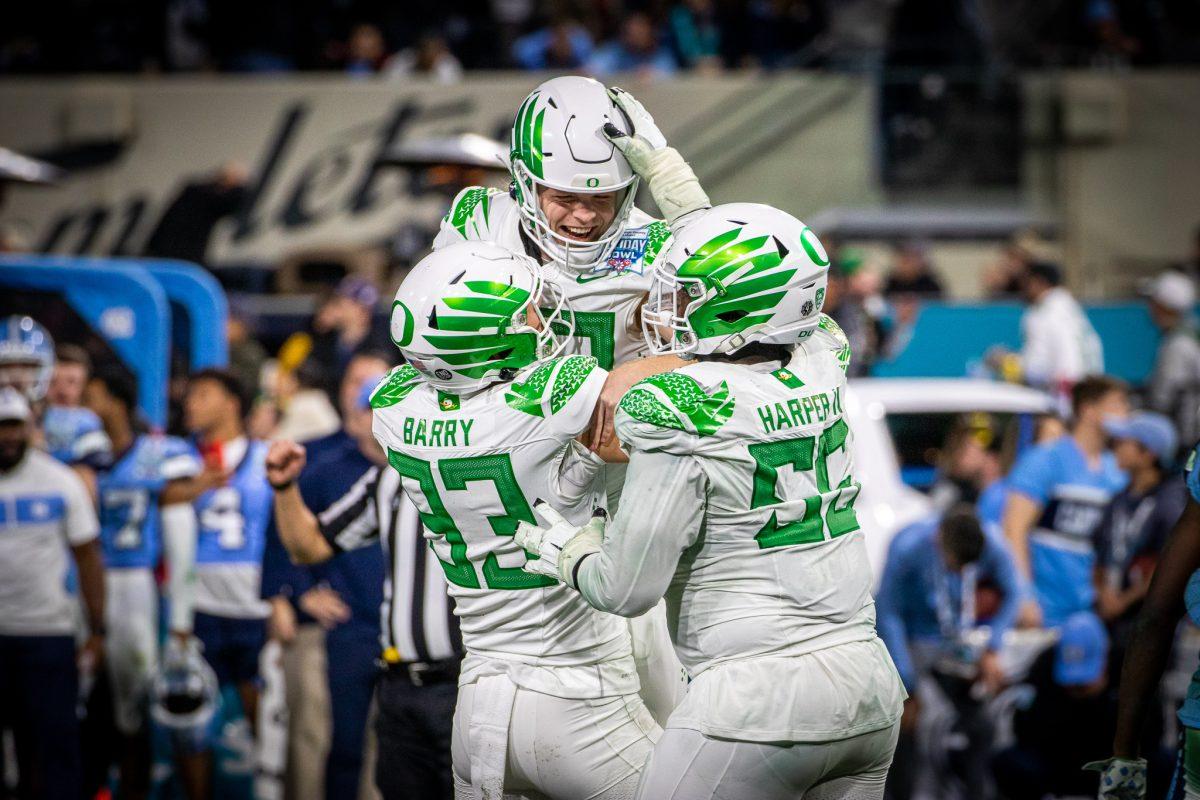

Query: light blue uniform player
[[1007, 435, 1127, 627], [190, 436, 272, 726], [98, 434, 201, 734], [0, 316, 111, 467]]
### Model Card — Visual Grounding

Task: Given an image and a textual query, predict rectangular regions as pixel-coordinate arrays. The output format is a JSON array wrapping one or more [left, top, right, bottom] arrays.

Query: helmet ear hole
[[716, 310, 748, 324]]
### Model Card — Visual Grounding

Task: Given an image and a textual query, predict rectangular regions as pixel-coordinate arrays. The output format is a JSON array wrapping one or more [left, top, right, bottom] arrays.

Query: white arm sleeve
[[161, 502, 198, 634], [575, 448, 707, 617], [549, 440, 607, 509]]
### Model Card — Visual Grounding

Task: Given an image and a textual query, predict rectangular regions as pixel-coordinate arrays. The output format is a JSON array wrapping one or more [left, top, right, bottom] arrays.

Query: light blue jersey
[[1008, 436, 1126, 627], [43, 405, 111, 467], [193, 439, 272, 618], [97, 435, 200, 569]]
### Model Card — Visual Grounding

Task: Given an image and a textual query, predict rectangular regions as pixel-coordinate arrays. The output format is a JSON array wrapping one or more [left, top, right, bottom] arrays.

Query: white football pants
[[452, 674, 660, 800], [104, 567, 159, 735], [634, 722, 900, 800]]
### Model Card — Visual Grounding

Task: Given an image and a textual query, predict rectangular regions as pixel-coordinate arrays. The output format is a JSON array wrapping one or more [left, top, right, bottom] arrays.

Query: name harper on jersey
[[401, 416, 474, 447], [755, 386, 844, 435]]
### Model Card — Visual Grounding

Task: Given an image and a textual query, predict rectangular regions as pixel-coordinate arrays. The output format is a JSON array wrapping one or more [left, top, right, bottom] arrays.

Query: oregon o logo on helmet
[[585, 177, 600, 188]]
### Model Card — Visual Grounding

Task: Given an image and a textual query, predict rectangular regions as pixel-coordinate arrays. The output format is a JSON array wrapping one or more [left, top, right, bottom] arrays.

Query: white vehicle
[[845, 378, 1056, 577]]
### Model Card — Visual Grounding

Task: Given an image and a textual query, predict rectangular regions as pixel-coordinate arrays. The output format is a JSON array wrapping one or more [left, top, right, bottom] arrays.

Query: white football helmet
[[0, 316, 55, 403], [509, 76, 638, 273], [390, 241, 574, 393], [643, 203, 831, 356], [151, 638, 219, 746]]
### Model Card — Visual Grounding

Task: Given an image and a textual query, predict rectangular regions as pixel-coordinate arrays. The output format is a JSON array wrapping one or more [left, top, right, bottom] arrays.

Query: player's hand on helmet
[[604, 87, 668, 162], [266, 439, 307, 489], [1083, 756, 1147, 799], [602, 87, 709, 227], [515, 501, 607, 588]]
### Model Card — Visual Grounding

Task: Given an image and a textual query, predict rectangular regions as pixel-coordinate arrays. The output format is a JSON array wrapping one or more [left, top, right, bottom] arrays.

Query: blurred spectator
[[928, 415, 1004, 514], [1143, 270, 1200, 446], [48, 344, 91, 407], [823, 253, 876, 376], [979, 412, 1067, 527], [512, 19, 593, 70], [877, 505, 1022, 800], [1003, 375, 1129, 628], [143, 162, 250, 267], [587, 12, 678, 78], [741, 0, 828, 69], [1093, 412, 1185, 651], [274, 360, 340, 444], [669, 0, 721, 71], [1013, 262, 1104, 396], [992, 612, 1118, 798], [884, 240, 944, 298], [306, 276, 391, 399], [344, 23, 389, 76], [385, 33, 463, 83], [226, 307, 268, 405], [981, 231, 1052, 300]]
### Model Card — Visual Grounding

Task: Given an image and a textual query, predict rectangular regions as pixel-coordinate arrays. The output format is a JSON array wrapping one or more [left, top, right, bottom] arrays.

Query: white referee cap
[[0, 387, 31, 422]]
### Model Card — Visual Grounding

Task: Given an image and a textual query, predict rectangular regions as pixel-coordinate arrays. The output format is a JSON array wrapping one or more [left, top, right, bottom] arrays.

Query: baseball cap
[[1142, 270, 1196, 313], [336, 276, 380, 309], [0, 387, 31, 422], [1104, 411, 1178, 467], [1054, 612, 1109, 687]]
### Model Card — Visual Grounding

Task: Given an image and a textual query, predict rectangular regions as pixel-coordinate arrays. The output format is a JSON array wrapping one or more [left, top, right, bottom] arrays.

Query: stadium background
[[1, 1, 1199, 798]]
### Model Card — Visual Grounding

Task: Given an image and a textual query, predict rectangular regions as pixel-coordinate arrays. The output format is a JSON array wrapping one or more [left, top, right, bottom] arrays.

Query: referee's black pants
[[374, 665, 458, 800]]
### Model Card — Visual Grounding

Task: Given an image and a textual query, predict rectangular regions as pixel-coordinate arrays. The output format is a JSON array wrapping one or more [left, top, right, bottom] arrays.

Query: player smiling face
[[537, 188, 618, 245]]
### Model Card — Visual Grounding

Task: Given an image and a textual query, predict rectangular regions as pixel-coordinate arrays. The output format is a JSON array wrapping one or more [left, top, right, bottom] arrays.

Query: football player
[[517, 204, 907, 800], [372, 241, 659, 799], [177, 368, 272, 800], [433, 75, 710, 723], [84, 368, 202, 800], [0, 316, 111, 472]]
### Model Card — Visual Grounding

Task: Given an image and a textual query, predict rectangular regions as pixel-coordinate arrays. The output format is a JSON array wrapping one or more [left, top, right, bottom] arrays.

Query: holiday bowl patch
[[604, 229, 649, 274]]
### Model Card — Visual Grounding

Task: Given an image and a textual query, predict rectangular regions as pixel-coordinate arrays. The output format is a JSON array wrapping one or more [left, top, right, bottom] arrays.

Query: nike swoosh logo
[[576, 271, 617, 284]]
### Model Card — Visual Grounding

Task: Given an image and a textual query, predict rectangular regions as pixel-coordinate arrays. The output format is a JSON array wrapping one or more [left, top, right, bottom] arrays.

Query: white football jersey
[[433, 186, 667, 369], [370, 356, 639, 699], [614, 316, 876, 673]]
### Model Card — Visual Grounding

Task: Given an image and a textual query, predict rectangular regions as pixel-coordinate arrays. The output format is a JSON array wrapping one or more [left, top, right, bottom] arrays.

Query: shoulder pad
[[370, 364, 422, 409], [816, 314, 852, 373], [505, 355, 598, 418], [642, 220, 671, 268], [617, 371, 735, 437], [443, 186, 504, 240]]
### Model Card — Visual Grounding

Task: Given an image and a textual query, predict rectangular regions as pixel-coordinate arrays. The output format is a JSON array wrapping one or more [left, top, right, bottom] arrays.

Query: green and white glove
[[1083, 757, 1147, 799], [603, 86, 710, 227], [514, 501, 606, 589]]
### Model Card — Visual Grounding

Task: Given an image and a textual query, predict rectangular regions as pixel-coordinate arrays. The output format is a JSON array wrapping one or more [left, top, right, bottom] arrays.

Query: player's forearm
[[161, 502, 198, 634], [576, 450, 704, 616], [553, 440, 608, 504], [71, 539, 106, 633], [273, 485, 334, 564], [1002, 496, 1039, 579]]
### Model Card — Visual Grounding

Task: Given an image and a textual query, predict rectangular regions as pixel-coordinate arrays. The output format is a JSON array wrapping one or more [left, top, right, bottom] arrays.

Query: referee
[[267, 413, 462, 800]]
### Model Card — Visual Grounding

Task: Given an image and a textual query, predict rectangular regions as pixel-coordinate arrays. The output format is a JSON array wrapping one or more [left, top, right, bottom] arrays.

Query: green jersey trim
[[505, 355, 599, 418], [370, 364, 422, 409], [618, 372, 735, 436]]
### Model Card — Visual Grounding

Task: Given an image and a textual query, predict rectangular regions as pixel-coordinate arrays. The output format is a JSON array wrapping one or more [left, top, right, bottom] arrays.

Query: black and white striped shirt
[[320, 465, 462, 664]]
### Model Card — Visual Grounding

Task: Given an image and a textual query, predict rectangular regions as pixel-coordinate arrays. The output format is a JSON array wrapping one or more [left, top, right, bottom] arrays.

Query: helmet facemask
[[510, 160, 638, 273]]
